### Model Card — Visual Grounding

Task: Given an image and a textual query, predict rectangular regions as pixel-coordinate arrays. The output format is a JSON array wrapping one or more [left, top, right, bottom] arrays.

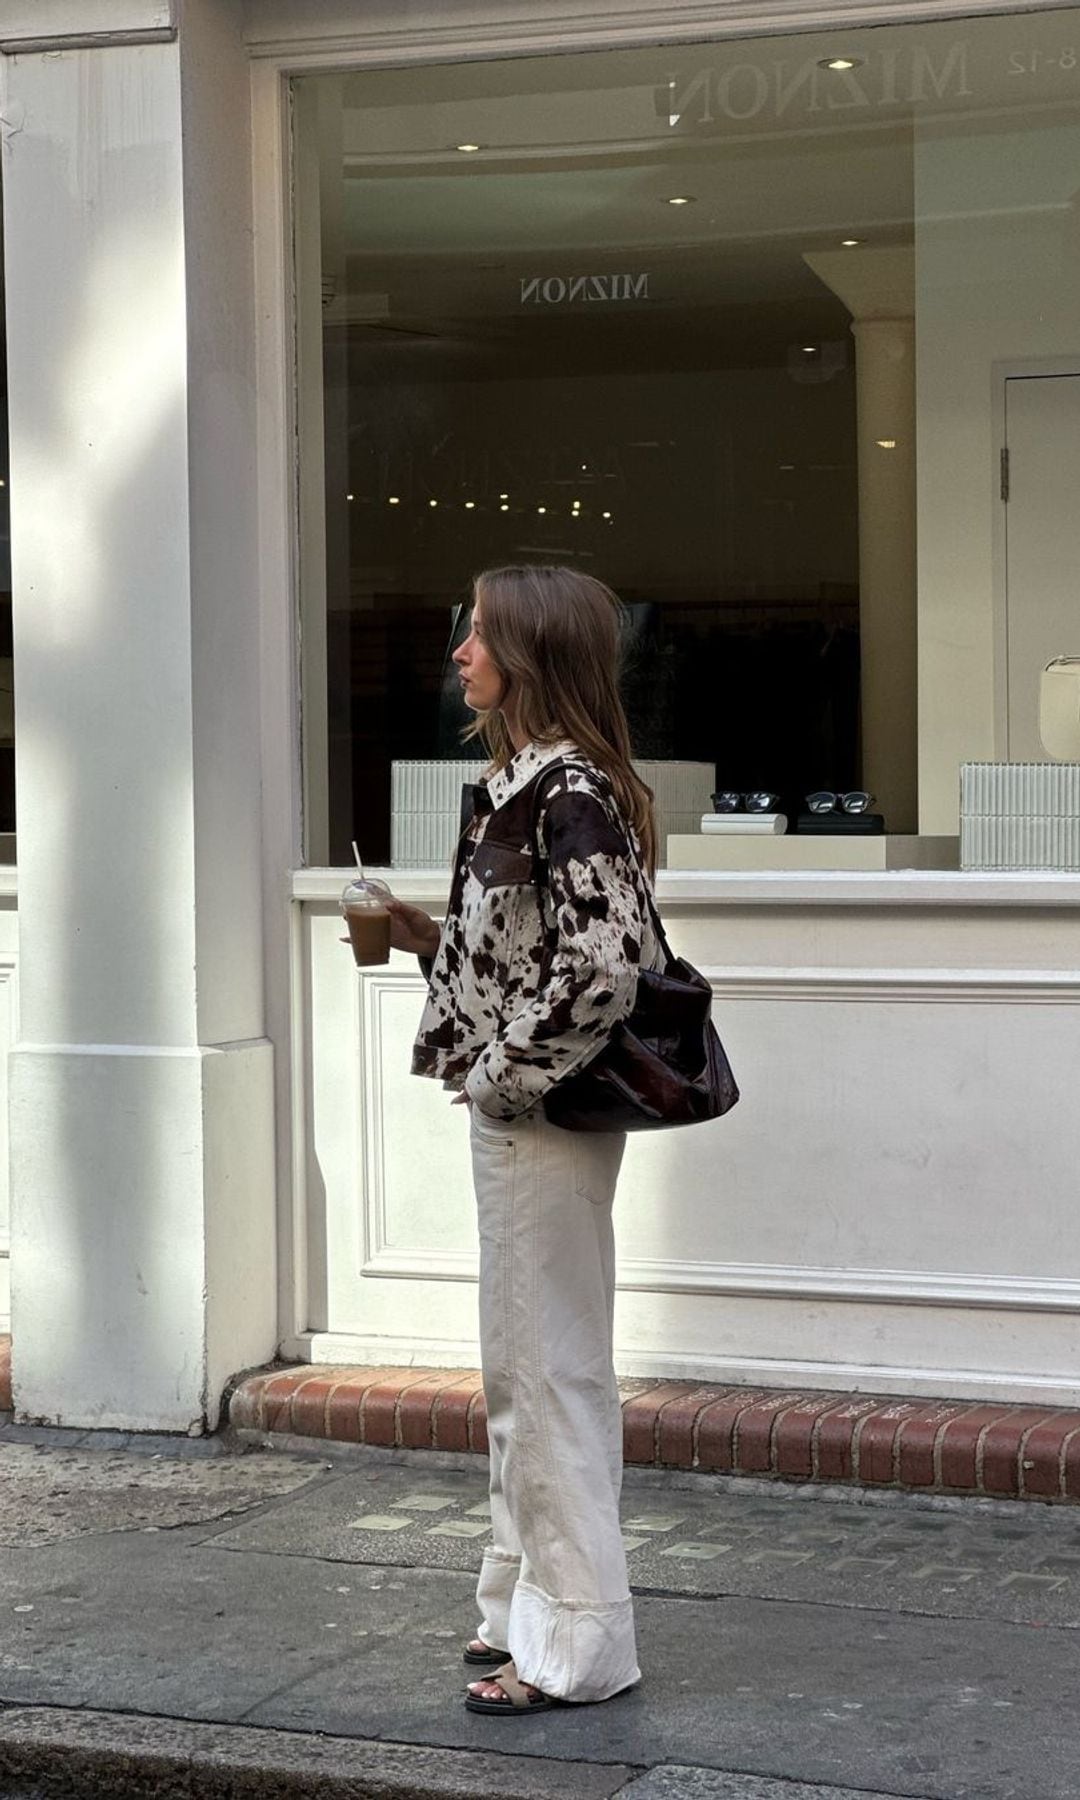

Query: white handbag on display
[[1039, 657, 1080, 761]]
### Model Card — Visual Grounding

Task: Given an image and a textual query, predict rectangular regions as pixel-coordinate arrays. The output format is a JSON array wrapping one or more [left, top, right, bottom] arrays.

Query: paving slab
[[1, 1525, 1078, 1798], [623, 1774, 910, 1800], [4, 1444, 1080, 1799], [0, 1443, 324, 1547], [204, 1455, 1080, 1626]]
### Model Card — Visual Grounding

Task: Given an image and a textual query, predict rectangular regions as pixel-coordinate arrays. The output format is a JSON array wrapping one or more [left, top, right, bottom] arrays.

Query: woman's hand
[[384, 897, 442, 959]]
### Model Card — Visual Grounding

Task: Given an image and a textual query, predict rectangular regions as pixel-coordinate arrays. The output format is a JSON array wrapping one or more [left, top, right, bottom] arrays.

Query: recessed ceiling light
[[455, 143, 482, 153], [801, 345, 819, 354], [388, 496, 400, 505], [602, 511, 612, 520], [346, 493, 354, 501], [820, 56, 863, 71], [876, 438, 898, 449], [841, 237, 863, 248], [499, 492, 509, 500], [537, 506, 547, 515], [665, 195, 695, 206], [429, 499, 438, 508], [499, 503, 509, 512], [464, 500, 475, 509]]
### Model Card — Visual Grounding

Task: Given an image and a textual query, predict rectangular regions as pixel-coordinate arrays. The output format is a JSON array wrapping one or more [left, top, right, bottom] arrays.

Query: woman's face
[[453, 598, 507, 714]]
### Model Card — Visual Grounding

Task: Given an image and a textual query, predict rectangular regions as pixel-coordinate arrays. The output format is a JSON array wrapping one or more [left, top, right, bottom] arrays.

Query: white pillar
[[1, 0, 277, 1430], [850, 314, 917, 833], [804, 248, 917, 832]]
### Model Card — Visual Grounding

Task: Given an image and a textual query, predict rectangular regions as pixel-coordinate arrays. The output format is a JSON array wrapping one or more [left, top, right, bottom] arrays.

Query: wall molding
[[702, 966, 1080, 1003], [285, 1328, 1080, 1406], [352, 961, 1080, 1003], [358, 973, 395, 1278], [293, 867, 1080, 908], [0, 2, 173, 53], [359, 1244, 1080, 1313], [356, 961, 1080, 1303], [245, 0, 1080, 62]]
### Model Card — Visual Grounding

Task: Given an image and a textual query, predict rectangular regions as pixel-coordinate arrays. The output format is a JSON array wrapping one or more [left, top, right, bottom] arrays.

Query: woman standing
[[385, 565, 663, 1716]]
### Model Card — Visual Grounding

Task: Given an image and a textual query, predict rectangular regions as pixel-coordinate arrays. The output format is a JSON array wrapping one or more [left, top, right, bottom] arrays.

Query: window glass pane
[[293, 13, 1080, 866]]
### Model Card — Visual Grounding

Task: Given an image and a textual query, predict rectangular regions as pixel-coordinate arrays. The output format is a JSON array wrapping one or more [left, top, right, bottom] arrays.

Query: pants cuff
[[476, 1548, 520, 1651], [508, 1580, 641, 1703]]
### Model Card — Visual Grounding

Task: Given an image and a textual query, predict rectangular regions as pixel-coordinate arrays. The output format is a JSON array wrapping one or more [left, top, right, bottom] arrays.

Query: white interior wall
[[915, 117, 1080, 834]]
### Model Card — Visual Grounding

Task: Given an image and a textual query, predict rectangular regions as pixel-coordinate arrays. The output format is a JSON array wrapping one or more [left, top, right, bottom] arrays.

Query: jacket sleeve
[[463, 781, 645, 1120]]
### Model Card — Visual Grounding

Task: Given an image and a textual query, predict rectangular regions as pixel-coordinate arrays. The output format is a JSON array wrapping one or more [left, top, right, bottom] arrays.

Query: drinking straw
[[351, 840, 364, 879]]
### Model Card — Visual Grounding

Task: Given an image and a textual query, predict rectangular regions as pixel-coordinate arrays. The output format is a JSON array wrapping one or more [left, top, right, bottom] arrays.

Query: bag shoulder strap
[[527, 757, 672, 959]]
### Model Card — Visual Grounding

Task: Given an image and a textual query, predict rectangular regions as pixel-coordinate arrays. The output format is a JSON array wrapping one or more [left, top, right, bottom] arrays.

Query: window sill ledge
[[292, 867, 1080, 909]]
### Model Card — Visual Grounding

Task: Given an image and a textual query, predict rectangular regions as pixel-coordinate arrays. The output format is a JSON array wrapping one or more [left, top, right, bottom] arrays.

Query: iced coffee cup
[[340, 877, 392, 967]]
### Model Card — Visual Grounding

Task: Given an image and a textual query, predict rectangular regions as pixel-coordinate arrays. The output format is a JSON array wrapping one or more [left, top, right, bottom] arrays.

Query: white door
[[1004, 373, 1080, 761]]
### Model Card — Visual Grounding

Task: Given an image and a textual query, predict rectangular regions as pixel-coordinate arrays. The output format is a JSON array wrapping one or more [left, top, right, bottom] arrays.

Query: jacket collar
[[484, 739, 579, 811]]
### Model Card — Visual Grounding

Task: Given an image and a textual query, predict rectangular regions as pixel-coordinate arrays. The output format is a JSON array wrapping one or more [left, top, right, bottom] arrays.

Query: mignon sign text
[[520, 273, 650, 306]]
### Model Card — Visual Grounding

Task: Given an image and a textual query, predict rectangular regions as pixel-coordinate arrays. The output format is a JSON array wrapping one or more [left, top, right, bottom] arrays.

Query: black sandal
[[463, 1637, 510, 1667], [465, 1659, 559, 1716]]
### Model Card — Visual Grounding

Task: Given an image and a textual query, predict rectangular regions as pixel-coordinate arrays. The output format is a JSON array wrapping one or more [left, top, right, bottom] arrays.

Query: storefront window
[[294, 10, 1080, 867]]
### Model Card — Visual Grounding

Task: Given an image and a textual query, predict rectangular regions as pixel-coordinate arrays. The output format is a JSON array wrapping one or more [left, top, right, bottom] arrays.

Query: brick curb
[[226, 1360, 1080, 1504]]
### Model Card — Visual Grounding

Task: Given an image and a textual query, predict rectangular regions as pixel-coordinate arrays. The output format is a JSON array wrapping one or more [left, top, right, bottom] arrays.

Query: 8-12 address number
[[1008, 48, 1077, 73]]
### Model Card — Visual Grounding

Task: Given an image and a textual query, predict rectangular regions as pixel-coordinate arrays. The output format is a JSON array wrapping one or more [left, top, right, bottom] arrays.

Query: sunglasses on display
[[711, 792, 782, 814], [804, 791, 876, 815]]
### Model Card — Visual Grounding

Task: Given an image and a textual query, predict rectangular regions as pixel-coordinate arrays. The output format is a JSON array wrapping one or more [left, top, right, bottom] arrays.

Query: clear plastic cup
[[340, 877, 392, 966]]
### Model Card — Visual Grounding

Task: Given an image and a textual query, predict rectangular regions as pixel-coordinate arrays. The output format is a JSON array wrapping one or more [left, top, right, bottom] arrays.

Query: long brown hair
[[464, 564, 657, 876]]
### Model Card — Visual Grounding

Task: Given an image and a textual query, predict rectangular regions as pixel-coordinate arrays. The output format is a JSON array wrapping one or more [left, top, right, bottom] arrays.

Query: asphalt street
[[1, 1430, 1078, 1798]]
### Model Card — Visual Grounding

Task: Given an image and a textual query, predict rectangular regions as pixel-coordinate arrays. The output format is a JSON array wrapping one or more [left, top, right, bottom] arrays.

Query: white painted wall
[[242, 0, 1080, 60], [0, 896, 17, 1332], [248, 0, 1080, 1407], [2, 4, 276, 1430], [915, 117, 1080, 833], [2, 0, 1075, 1426], [295, 873, 1080, 1404]]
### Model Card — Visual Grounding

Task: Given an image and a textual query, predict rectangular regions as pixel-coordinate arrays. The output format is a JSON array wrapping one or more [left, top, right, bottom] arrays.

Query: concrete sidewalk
[[1, 1424, 1079, 1799]]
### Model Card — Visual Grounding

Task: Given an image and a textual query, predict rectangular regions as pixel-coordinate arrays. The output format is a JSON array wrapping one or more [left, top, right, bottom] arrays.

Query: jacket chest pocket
[[474, 842, 532, 892]]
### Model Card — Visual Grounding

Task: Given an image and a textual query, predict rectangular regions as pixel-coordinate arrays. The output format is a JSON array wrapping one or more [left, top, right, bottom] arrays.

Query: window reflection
[[295, 10, 1080, 863]]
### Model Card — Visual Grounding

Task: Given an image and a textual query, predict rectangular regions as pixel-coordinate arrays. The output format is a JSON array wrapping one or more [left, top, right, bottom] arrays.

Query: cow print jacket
[[411, 739, 664, 1121]]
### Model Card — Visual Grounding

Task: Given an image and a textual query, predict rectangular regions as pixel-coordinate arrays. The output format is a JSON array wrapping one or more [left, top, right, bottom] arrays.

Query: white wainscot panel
[[361, 972, 478, 1267], [617, 968, 1080, 1294], [306, 909, 478, 1343], [306, 930, 1080, 1395]]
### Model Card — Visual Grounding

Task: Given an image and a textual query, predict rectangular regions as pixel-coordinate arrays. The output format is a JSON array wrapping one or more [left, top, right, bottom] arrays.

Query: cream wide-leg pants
[[469, 1102, 640, 1704]]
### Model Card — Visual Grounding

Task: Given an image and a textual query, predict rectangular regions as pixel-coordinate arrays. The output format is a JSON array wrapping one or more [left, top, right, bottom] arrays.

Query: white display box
[[391, 759, 714, 869], [667, 834, 959, 872], [961, 762, 1080, 870]]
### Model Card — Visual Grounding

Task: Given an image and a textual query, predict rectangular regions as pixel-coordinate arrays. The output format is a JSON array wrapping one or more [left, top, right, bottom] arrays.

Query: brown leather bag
[[532, 764, 740, 1133]]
